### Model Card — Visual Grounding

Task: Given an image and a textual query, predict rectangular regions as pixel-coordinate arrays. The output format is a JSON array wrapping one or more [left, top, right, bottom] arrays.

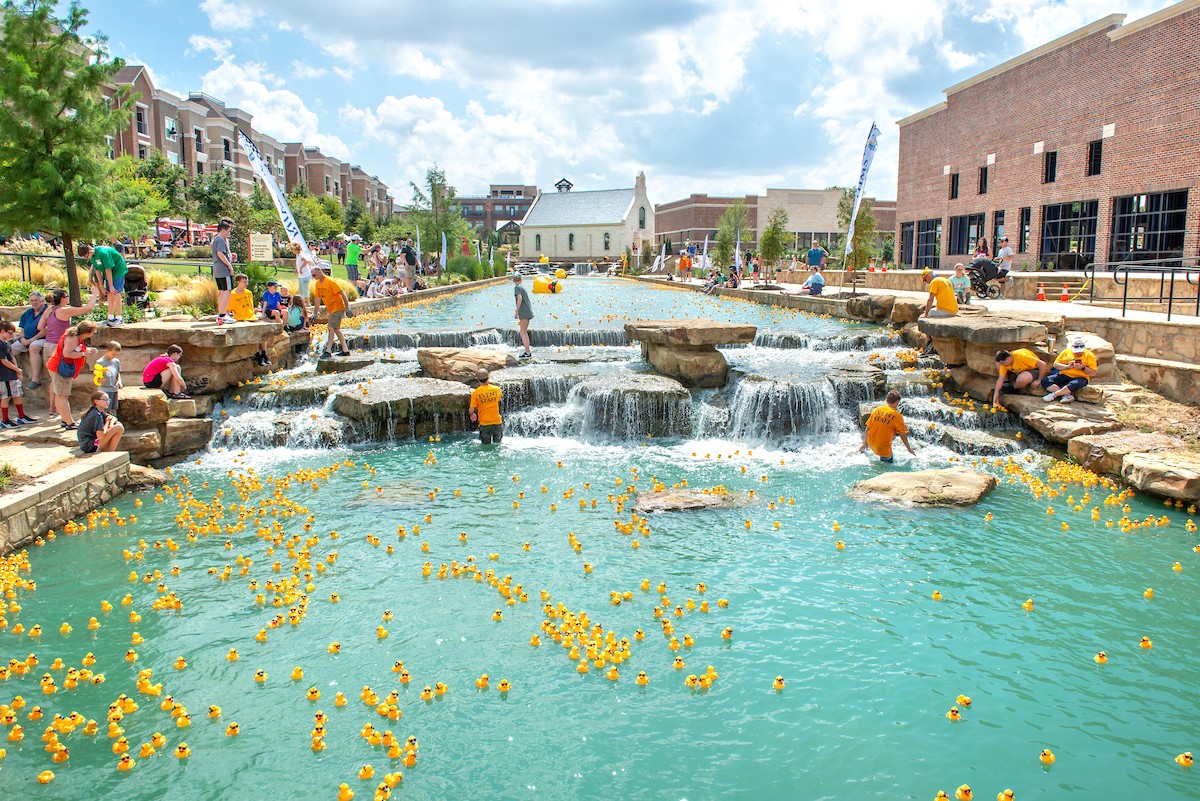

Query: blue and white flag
[[237, 130, 309, 256], [844, 122, 882, 261], [416, 228, 421, 266], [506, 250, 511, 273], [702, 234, 709, 269], [734, 231, 741, 271], [440, 232, 447, 270], [477, 240, 484, 264]]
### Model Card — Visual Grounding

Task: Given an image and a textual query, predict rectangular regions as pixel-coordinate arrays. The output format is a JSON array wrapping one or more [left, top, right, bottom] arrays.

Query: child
[[93, 341, 123, 410], [77, 390, 125, 454], [259, 280, 285, 323], [228, 273, 257, 323], [0, 321, 35, 427], [950, 262, 972, 306], [285, 294, 308, 333]]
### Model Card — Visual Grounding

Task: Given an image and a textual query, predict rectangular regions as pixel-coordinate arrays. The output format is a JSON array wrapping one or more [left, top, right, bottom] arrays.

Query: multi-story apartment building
[[456, 184, 539, 243]]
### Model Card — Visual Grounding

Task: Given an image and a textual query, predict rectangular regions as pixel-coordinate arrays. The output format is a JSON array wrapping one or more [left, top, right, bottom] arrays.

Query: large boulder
[[827, 361, 886, 404], [633, 488, 739, 514], [1059, 331, 1119, 383], [641, 342, 729, 389], [1000, 395, 1122, 443], [845, 294, 896, 323], [1121, 450, 1200, 502], [116, 387, 169, 427], [161, 418, 214, 456], [331, 377, 471, 439], [1067, 431, 1184, 476], [919, 314, 1048, 375], [624, 319, 756, 347], [417, 347, 517, 383], [849, 467, 996, 507], [570, 374, 692, 438], [889, 299, 925, 325]]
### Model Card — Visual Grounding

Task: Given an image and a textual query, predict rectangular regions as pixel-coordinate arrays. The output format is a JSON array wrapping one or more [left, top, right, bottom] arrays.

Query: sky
[[86, 0, 1176, 206]]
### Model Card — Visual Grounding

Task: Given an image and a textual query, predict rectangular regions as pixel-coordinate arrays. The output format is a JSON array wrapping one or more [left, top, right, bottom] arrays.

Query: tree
[[288, 193, 340, 243], [835, 188, 879, 272], [344, 196, 366, 234], [0, 0, 134, 303], [108, 156, 167, 239], [135, 149, 187, 216], [190, 168, 237, 223], [714, 200, 749, 271], [758, 206, 789, 279], [406, 164, 472, 260]]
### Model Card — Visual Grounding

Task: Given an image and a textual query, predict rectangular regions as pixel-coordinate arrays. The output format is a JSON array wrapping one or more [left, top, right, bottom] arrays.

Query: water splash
[[697, 377, 843, 441]]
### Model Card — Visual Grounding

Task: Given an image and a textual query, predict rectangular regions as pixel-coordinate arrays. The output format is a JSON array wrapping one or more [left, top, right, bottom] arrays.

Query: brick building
[[456, 185, 538, 243], [896, 3, 1200, 271], [654, 194, 760, 250]]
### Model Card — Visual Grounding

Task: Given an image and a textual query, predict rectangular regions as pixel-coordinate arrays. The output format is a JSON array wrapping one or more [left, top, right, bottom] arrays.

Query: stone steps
[[1114, 354, 1200, 406]]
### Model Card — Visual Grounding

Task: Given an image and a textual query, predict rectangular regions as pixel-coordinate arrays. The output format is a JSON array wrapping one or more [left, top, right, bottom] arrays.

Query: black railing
[[1084, 257, 1200, 320], [0, 251, 287, 284]]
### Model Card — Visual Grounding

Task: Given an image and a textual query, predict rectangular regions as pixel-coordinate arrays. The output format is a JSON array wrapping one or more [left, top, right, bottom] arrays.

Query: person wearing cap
[[310, 263, 353, 357], [513, 274, 534, 359], [469, 368, 504, 444], [991, 348, 1049, 407], [995, 237, 1014, 298], [921, 268, 959, 318], [259, 280, 285, 323], [1040, 337, 1098, 403]]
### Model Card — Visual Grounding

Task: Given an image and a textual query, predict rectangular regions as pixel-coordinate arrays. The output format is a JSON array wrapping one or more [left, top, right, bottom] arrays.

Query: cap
[[266, 280, 278, 286], [476, 368, 489, 381], [1071, 337, 1086, 352], [921, 268, 933, 280]]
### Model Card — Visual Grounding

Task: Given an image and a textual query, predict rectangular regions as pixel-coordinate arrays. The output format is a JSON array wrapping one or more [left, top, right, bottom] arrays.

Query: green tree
[[289, 193, 340, 243], [835, 188, 879, 272], [318, 195, 344, 232], [406, 164, 471, 259], [190, 168, 237, 223], [758, 206, 789, 279], [0, 0, 134, 303], [344, 196, 366, 234], [108, 156, 167, 239], [135, 149, 187, 216], [714, 200, 749, 271]]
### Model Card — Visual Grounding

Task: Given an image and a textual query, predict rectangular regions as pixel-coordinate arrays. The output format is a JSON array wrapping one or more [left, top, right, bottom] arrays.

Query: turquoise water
[[3, 280, 1198, 801]]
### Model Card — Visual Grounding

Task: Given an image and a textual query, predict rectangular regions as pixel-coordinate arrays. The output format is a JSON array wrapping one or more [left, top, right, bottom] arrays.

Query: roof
[[521, 188, 635, 227], [112, 65, 145, 85]]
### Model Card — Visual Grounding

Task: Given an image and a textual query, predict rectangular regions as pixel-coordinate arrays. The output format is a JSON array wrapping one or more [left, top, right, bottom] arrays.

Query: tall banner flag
[[237, 130, 309, 255], [477, 240, 484, 264], [735, 231, 741, 271], [440, 232, 447, 270], [506, 250, 511, 273], [702, 234, 709, 270], [844, 122, 882, 262], [416, 228, 422, 269], [657, 241, 667, 272]]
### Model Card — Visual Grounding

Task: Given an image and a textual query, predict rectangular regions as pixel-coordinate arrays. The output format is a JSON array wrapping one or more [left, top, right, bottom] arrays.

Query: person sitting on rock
[[77, 390, 124, 454], [1041, 337, 1097, 404], [143, 344, 190, 399], [950, 263, 971, 306], [992, 348, 1048, 407], [921, 268, 959, 318], [859, 389, 915, 464]]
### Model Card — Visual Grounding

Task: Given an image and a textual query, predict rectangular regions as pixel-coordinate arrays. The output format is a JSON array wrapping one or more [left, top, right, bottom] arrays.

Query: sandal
[[167, 392, 193, 400], [61, 423, 78, 431]]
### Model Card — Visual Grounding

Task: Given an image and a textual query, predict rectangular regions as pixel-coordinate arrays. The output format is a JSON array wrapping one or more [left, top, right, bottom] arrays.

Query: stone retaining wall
[[0, 452, 131, 555]]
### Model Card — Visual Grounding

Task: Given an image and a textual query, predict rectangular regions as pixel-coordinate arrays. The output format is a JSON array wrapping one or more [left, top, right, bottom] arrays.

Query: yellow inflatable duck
[[1039, 748, 1055, 765], [935, 792, 950, 801], [207, 705, 222, 718]]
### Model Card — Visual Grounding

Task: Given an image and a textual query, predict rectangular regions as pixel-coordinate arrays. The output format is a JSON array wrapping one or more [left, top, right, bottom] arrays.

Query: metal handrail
[[1106, 260, 1200, 320], [0, 250, 288, 282]]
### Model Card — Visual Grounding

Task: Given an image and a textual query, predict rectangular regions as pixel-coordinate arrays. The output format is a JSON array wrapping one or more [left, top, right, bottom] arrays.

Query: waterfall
[[811, 331, 902, 351], [697, 377, 842, 441], [470, 329, 504, 346], [213, 404, 353, 450], [494, 366, 588, 413], [504, 406, 571, 437], [510, 328, 629, 347], [752, 330, 811, 349], [345, 332, 419, 351], [560, 375, 692, 440], [897, 398, 1018, 430]]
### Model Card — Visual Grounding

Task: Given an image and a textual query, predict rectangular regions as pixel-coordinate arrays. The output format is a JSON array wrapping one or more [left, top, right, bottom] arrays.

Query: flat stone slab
[[90, 317, 284, 350], [917, 314, 1047, 344], [534, 347, 636, 364], [624, 319, 756, 347], [331, 377, 471, 422], [633, 489, 739, 514], [1121, 450, 1200, 502], [849, 467, 997, 507], [1001, 395, 1122, 443], [255, 362, 420, 407], [1067, 431, 1185, 476], [417, 347, 517, 383]]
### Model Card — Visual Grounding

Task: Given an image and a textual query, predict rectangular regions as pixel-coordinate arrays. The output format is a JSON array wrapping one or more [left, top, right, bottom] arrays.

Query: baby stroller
[[124, 264, 149, 309], [967, 257, 1008, 299]]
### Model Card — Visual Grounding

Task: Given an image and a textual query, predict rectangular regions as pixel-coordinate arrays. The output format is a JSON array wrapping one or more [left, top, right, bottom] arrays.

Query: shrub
[[144, 269, 192, 291], [182, 246, 211, 260], [160, 277, 217, 314], [86, 302, 145, 324], [447, 254, 483, 281], [0, 280, 43, 306]]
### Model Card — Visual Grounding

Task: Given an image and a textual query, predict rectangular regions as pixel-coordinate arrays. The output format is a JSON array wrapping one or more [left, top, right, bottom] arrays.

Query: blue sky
[[87, 0, 1175, 205]]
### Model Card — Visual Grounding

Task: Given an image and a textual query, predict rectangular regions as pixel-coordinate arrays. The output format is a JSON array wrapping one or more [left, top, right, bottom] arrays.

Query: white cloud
[[199, 0, 259, 31], [291, 60, 326, 79], [186, 34, 232, 61], [939, 43, 980, 71], [332, 66, 354, 82], [972, 0, 1173, 50]]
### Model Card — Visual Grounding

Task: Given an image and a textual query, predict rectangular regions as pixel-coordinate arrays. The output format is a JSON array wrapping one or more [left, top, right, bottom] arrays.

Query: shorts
[[1001, 369, 1037, 392], [328, 310, 345, 328], [50, 370, 75, 396], [103, 389, 119, 410], [215, 275, 233, 292], [878, 455, 894, 463], [109, 273, 126, 293], [479, 424, 503, 444], [926, 308, 957, 318], [80, 442, 98, 454], [1, 379, 21, 399], [12, 337, 44, 354], [144, 373, 164, 390], [297, 276, 310, 298]]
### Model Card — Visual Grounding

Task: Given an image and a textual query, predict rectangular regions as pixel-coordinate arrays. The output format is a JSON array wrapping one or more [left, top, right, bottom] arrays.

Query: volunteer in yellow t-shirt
[[859, 390, 915, 463], [921, 269, 959, 318], [469, 368, 504, 444], [310, 264, 353, 358], [228, 274, 257, 322], [1040, 336, 1098, 403], [991, 347, 1049, 406]]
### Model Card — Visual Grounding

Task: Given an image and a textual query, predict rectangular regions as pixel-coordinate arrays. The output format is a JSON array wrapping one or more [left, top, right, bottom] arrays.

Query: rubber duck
[[138, 742, 155, 758], [1140, 636, 1153, 649], [255, 629, 268, 642], [117, 754, 135, 771], [1144, 588, 1154, 599], [955, 786, 972, 801], [420, 686, 433, 701], [1176, 752, 1193, 767], [334, 692, 348, 707], [36, 770, 55, 784], [576, 660, 589, 674], [376, 626, 388, 639], [207, 705, 222, 718], [773, 676, 785, 691], [492, 609, 503, 622], [935, 792, 950, 801], [174, 742, 191, 759], [956, 695, 972, 707], [150, 732, 166, 748], [475, 673, 489, 689], [636, 671, 649, 685], [1094, 651, 1108, 664], [946, 706, 962, 721], [1039, 748, 1055, 765], [254, 669, 268, 683], [1172, 561, 1182, 572], [672, 657, 685, 670], [932, 590, 943, 601], [328, 642, 341, 654], [173, 657, 187, 670], [124, 649, 138, 662], [307, 687, 321, 701], [498, 679, 511, 693], [227, 648, 239, 661], [337, 784, 355, 801], [358, 764, 375, 780], [82, 652, 96, 666]]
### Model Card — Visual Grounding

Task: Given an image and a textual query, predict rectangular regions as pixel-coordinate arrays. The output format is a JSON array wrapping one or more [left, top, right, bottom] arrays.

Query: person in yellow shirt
[[991, 348, 1049, 406], [859, 390, 915, 463], [469, 368, 503, 444], [1040, 337, 1098, 403], [227, 274, 257, 322], [921, 269, 959, 318], [310, 264, 353, 357]]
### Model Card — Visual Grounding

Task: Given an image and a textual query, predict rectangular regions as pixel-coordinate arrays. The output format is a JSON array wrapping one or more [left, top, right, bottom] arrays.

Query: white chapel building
[[518, 173, 655, 260]]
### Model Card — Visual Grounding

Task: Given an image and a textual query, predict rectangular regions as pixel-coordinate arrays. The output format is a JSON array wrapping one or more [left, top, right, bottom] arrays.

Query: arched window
[[639, 207, 646, 230], [535, 234, 541, 251], [603, 232, 611, 251], [568, 233, 575, 251]]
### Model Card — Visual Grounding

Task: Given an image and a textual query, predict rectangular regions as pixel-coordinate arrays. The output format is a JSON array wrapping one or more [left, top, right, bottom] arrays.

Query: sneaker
[[18, 415, 37, 424], [1, 420, 17, 429], [27, 380, 40, 390], [1059, 394, 1075, 404], [519, 352, 533, 360], [261, 356, 272, 367], [337, 350, 351, 358], [1042, 392, 1057, 402], [109, 317, 124, 327], [215, 315, 226, 326]]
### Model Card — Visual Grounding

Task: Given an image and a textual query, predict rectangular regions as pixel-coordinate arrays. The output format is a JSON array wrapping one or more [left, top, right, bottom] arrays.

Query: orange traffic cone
[[1036, 283, 1045, 301], [1060, 283, 1070, 302]]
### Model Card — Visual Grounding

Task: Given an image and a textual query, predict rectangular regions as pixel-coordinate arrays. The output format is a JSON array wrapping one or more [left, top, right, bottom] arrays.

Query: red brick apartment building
[[655, 194, 761, 249], [895, 1, 1200, 271]]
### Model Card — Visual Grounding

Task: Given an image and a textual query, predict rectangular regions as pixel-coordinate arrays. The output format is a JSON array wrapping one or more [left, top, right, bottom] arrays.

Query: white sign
[[249, 233, 273, 263]]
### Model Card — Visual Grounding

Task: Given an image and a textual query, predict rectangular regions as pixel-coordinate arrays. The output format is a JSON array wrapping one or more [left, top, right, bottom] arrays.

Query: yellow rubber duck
[[955, 785, 972, 801], [358, 765, 375, 780], [306, 687, 321, 701], [36, 770, 55, 784], [207, 705, 222, 718], [636, 671, 649, 685], [420, 686, 433, 701], [1140, 636, 1153, 649], [956, 695, 972, 707], [227, 648, 239, 661], [1039, 748, 1055, 765], [328, 642, 341, 654], [1094, 651, 1108, 664], [672, 657, 685, 670], [932, 590, 943, 601], [773, 676, 785, 691], [337, 783, 355, 801], [1176, 751, 1193, 767], [946, 706, 962, 721], [935, 792, 950, 801], [334, 692, 347, 707], [173, 657, 187, 670], [117, 754, 135, 771], [225, 722, 240, 736], [1144, 588, 1154, 599], [475, 674, 489, 689], [254, 670, 268, 683], [174, 742, 191, 759], [1022, 599, 1034, 611], [498, 679, 511, 693]]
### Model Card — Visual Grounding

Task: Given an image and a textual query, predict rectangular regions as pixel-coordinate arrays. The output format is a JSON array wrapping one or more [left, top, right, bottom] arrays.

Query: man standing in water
[[513, 274, 533, 359], [859, 390, 915, 463], [469, 368, 503, 444]]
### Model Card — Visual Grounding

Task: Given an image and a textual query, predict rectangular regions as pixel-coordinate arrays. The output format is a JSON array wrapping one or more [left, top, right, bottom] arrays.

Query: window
[[949, 172, 959, 200], [603, 232, 611, 251], [1041, 200, 1099, 263], [164, 118, 178, 141], [137, 145, 147, 160], [168, 151, 179, 166], [992, 210, 1005, 254], [223, 138, 232, 161], [978, 166, 988, 195], [1109, 190, 1188, 263], [639, 207, 646, 229], [1086, 140, 1103, 177], [915, 218, 941, 269], [136, 107, 147, 135], [325, 176, 331, 193], [1043, 150, 1057, 183], [947, 213, 985, 255], [1018, 207, 1031, 252], [899, 222, 915, 266], [194, 128, 204, 153], [334, 181, 340, 195], [196, 162, 203, 175], [535, 234, 541, 251], [104, 136, 114, 160], [568, 233, 575, 251]]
